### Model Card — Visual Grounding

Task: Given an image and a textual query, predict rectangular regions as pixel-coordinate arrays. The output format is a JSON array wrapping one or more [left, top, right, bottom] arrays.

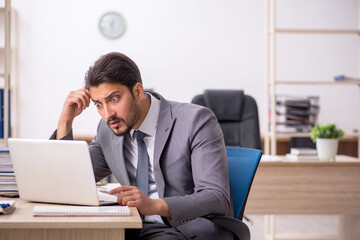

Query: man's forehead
[[89, 83, 126, 101]]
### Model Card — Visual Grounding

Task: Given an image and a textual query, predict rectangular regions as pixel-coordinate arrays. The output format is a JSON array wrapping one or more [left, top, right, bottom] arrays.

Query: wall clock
[[98, 11, 126, 39]]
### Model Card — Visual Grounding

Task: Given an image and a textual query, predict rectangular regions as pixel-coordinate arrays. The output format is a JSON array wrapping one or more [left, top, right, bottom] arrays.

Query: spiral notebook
[[33, 205, 131, 217]]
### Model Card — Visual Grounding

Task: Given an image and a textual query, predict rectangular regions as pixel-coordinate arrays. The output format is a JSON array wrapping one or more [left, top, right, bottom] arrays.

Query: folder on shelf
[[0, 89, 11, 138], [334, 75, 360, 82]]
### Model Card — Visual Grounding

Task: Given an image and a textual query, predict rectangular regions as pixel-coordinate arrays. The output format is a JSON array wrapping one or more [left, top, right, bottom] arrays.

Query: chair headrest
[[203, 90, 245, 121]]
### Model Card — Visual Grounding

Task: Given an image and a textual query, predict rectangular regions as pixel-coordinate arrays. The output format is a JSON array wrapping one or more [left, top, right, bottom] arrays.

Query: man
[[53, 52, 248, 239]]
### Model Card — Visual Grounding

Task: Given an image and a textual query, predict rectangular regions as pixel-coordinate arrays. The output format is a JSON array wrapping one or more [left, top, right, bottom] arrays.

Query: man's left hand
[[109, 185, 171, 218]]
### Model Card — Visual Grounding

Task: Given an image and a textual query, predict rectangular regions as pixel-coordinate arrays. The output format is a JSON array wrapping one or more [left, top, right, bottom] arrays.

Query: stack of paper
[[274, 95, 320, 133], [0, 148, 18, 194], [286, 148, 318, 161]]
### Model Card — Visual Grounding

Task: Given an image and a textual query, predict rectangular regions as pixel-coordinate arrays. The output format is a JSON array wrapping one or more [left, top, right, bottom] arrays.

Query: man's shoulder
[[152, 92, 214, 119], [164, 101, 218, 128], [152, 92, 206, 112], [168, 100, 213, 117]]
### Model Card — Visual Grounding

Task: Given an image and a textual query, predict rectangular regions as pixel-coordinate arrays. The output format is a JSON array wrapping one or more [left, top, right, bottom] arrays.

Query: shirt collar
[[130, 93, 160, 139]]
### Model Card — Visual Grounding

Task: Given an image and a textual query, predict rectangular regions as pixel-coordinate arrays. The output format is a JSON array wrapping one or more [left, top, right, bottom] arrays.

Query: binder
[[0, 89, 11, 138]]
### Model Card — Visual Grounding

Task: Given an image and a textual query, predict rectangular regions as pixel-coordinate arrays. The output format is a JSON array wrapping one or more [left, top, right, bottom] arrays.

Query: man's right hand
[[56, 88, 91, 139]]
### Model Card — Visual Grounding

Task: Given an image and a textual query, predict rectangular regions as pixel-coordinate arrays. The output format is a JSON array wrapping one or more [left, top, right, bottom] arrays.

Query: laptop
[[8, 138, 118, 206]]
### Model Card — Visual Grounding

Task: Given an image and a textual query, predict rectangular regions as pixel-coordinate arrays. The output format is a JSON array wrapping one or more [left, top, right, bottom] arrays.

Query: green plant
[[310, 123, 345, 143]]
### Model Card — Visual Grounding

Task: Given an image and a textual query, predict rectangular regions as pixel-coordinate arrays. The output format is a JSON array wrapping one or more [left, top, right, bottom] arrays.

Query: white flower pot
[[316, 138, 339, 161]]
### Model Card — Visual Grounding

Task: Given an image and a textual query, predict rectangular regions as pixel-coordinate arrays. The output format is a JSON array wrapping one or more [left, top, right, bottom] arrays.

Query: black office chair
[[192, 90, 261, 149]]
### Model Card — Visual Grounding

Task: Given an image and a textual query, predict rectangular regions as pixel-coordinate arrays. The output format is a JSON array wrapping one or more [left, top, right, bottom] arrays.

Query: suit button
[[181, 219, 187, 224]]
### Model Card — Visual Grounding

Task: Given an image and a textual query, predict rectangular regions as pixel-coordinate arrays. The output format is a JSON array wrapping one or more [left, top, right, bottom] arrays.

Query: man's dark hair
[[85, 52, 142, 93]]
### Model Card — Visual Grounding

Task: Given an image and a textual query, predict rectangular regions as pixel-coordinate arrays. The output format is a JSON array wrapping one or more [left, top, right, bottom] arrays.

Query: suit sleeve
[[163, 107, 232, 227]]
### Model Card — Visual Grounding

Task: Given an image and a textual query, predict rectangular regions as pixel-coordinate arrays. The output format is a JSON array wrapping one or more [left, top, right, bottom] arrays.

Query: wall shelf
[[270, 81, 360, 85], [271, 29, 360, 34], [264, 0, 360, 157]]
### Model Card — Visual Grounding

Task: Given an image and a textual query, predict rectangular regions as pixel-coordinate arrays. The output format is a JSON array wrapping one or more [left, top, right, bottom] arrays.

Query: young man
[[53, 52, 248, 240]]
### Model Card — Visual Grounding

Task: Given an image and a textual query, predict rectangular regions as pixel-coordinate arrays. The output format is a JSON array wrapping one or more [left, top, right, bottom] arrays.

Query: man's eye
[[111, 96, 119, 103], [94, 102, 102, 108]]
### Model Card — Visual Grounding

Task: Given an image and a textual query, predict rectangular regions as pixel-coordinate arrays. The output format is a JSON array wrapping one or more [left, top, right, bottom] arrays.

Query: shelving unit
[[264, 0, 360, 157], [263, 1, 360, 240], [0, 0, 16, 147]]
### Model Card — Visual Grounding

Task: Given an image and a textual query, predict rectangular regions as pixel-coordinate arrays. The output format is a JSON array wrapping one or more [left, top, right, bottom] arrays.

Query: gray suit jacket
[[54, 92, 249, 240]]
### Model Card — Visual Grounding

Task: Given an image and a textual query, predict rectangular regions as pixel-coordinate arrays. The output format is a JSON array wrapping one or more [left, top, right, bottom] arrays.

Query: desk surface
[[0, 198, 142, 229], [261, 154, 360, 165], [245, 155, 360, 215]]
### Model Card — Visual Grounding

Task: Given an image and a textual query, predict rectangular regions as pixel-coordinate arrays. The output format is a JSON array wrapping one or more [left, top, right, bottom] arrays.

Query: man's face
[[89, 83, 141, 136]]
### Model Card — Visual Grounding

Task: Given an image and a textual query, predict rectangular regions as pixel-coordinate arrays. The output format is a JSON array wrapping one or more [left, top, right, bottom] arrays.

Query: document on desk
[[260, 154, 283, 162], [33, 205, 131, 217]]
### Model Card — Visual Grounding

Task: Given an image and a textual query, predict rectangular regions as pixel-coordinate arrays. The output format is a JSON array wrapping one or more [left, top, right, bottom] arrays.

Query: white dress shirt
[[123, 93, 163, 223]]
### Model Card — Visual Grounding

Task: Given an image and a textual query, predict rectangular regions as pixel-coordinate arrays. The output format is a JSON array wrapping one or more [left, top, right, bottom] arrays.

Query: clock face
[[99, 12, 126, 39]]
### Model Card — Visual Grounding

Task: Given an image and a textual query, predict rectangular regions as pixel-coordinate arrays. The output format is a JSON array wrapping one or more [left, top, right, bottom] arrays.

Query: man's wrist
[[154, 199, 171, 218], [56, 119, 73, 140]]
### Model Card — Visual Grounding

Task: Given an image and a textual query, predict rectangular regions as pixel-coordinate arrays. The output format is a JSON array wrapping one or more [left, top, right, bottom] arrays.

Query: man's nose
[[103, 104, 115, 120]]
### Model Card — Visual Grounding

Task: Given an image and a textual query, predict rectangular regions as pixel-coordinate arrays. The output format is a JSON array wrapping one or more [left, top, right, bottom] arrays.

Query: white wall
[[9, 0, 359, 139]]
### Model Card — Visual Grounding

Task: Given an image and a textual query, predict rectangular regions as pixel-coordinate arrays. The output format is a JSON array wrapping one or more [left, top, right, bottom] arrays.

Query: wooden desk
[[261, 134, 359, 157], [245, 155, 360, 240], [0, 199, 142, 240]]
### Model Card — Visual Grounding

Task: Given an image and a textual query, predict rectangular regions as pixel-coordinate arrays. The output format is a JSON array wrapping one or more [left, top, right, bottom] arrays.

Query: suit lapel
[[153, 94, 175, 198]]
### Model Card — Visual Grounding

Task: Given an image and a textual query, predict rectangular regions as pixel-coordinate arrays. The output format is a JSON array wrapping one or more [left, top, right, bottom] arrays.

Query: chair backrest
[[192, 90, 261, 149], [226, 146, 262, 220]]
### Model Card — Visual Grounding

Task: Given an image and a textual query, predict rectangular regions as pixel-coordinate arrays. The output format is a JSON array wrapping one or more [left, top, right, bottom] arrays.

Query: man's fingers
[[114, 187, 143, 206], [120, 195, 134, 206], [66, 89, 90, 111], [109, 185, 136, 194], [108, 186, 123, 194], [120, 194, 143, 207], [72, 90, 90, 109], [126, 200, 138, 207]]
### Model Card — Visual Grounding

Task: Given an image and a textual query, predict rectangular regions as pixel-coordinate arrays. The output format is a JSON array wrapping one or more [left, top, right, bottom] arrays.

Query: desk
[[261, 134, 359, 157], [245, 155, 360, 240], [0, 199, 142, 240]]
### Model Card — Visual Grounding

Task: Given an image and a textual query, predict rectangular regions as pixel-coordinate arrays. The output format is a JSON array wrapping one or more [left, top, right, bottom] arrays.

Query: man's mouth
[[107, 117, 123, 129], [109, 120, 120, 129]]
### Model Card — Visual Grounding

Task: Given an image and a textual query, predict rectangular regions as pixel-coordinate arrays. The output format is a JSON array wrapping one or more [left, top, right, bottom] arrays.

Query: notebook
[[8, 138, 118, 206], [33, 205, 130, 217]]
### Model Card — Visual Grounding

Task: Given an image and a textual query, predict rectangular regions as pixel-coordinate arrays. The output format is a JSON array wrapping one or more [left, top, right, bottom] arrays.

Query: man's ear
[[132, 82, 144, 100]]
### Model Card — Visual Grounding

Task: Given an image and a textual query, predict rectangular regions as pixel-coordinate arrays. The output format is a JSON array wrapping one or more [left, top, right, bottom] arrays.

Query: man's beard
[[106, 102, 141, 136], [107, 116, 132, 136]]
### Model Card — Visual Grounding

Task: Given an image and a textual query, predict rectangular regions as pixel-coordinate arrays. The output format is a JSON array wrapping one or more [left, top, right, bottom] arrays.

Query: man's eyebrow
[[91, 91, 120, 102]]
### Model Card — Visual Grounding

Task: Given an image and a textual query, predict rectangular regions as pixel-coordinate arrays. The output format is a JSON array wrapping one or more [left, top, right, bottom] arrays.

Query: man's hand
[[109, 185, 171, 218], [57, 88, 91, 139]]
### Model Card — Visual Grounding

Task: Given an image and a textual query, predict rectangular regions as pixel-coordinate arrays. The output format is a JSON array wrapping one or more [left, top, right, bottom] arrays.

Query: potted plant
[[310, 123, 345, 161]]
